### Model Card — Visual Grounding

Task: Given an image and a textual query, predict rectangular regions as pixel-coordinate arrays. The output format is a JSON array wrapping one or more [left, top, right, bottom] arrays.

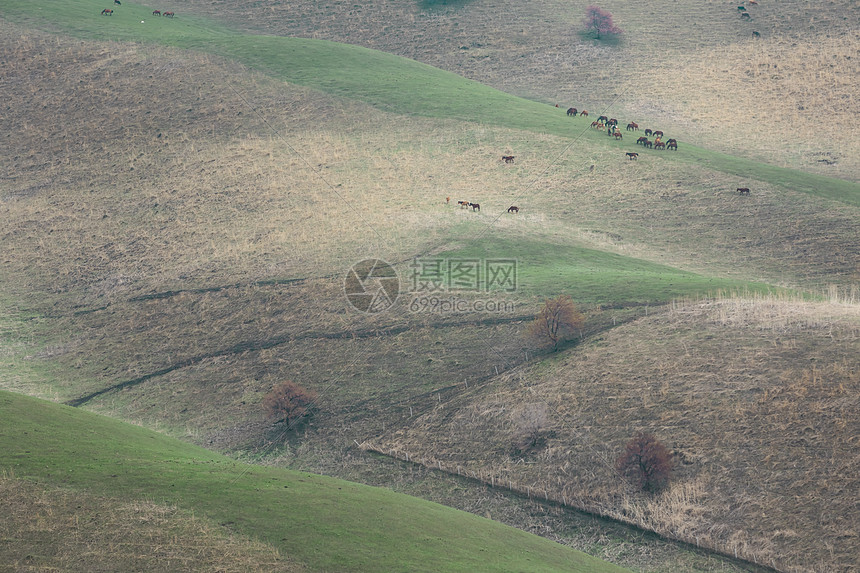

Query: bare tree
[[527, 294, 585, 351], [616, 432, 673, 492], [262, 380, 318, 428], [512, 402, 550, 453]]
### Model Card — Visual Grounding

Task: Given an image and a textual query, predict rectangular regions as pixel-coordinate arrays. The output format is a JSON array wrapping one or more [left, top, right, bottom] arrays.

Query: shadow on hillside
[[419, 0, 477, 9]]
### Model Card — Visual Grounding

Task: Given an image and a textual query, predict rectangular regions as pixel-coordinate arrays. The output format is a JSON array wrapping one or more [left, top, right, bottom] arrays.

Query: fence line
[[359, 441, 784, 573]]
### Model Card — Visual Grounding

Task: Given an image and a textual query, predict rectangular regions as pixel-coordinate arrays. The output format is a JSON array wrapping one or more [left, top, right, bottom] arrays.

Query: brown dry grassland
[[372, 294, 860, 572]]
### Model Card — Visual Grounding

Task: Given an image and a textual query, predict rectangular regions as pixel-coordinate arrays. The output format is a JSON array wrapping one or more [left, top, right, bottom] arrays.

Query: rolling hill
[[1, 0, 858, 571]]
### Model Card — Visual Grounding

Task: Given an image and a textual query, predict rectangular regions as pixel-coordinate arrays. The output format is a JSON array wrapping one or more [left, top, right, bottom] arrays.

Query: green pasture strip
[[435, 237, 782, 304], [0, 391, 628, 573], [2, 0, 857, 207]]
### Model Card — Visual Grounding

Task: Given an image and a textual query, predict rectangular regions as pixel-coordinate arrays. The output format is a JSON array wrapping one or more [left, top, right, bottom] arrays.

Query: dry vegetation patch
[[0, 474, 301, 572]]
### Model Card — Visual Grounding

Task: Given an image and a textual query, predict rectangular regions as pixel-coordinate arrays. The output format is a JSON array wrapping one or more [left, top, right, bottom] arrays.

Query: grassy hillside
[[373, 294, 860, 572], [0, 390, 629, 572], [169, 0, 860, 183], [1, 2, 858, 572]]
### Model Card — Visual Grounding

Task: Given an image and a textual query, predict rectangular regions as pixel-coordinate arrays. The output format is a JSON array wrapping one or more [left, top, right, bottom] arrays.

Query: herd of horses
[[101, 2, 175, 17], [446, 197, 519, 214]]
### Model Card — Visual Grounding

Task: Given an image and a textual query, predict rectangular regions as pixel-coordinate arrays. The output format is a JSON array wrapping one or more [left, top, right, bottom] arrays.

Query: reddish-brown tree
[[262, 381, 318, 427], [527, 294, 585, 351], [582, 5, 623, 40], [616, 432, 673, 492]]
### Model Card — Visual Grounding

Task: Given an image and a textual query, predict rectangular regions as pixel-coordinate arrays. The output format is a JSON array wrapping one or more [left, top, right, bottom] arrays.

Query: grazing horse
[[101, 8, 113, 15], [114, 0, 121, 4], [752, 30, 761, 38], [636, 136, 648, 145], [567, 108, 577, 117], [652, 130, 664, 139], [643, 139, 653, 148], [507, 205, 519, 213], [607, 118, 618, 128], [152, 9, 161, 15], [626, 152, 639, 160], [737, 5, 746, 11], [580, 110, 588, 117], [613, 132, 623, 140], [597, 115, 609, 124], [163, 11, 174, 17], [591, 121, 603, 130], [737, 187, 750, 195], [626, 122, 639, 131], [501, 155, 515, 163], [644, 128, 653, 136], [666, 139, 678, 150], [741, 12, 751, 18], [470, 202, 481, 211], [654, 141, 666, 150]]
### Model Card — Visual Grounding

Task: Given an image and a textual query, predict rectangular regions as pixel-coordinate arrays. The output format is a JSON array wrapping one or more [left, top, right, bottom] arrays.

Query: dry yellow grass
[[0, 473, 302, 572]]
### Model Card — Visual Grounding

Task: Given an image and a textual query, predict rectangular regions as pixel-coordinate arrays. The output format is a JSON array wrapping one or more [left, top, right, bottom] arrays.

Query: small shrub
[[512, 402, 550, 453], [616, 432, 673, 492], [262, 381, 318, 428], [582, 5, 623, 40]]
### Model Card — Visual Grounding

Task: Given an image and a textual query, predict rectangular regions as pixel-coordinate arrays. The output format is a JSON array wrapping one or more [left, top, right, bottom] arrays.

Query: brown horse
[[501, 155, 515, 163], [152, 9, 161, 15], [654, 141, 666, 150], [666, 139, 678, 150], [626, 152, 639, 160], [644, 128, 653, 136], [163, 11, 174, 17], [507, 206, 519, 213], [613, 132, 623, 140], [591, 121, 604, 130], [643, 140, 653, 148], [652, 130, 664, 139], [101, 8, 113, 15], [458, 200, 470, 208], [626, 122, 639, 131], [580, 110, 588, 117], [567, 108, 577, 117], [636, 136, 648, 145], [470, 202, 481, 211], [597, 115, 609, 124], [737, 187, 750, 195]]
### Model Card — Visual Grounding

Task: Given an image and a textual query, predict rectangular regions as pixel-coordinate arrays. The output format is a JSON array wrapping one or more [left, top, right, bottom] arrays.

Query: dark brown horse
[[567, 108, 577, 117], [666, 139, 678, 150], [644, 128, 653, 136], [737, 187, 750, 195], [652, 130, 664, 139], [507, 205, 519, 213], [101, 8, 113, 15], [470, 202, 481, 211], [636, 136, 648, 145], [501, 155, 515, 163], [654, 141, 666, 150], [163, 10, 174, 17], [580, 110, 588, 117], [626, 122, 639, 131], [626, 152, 639, 160], [152, 9, 161, 15], [613, 132, 623, 140]]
